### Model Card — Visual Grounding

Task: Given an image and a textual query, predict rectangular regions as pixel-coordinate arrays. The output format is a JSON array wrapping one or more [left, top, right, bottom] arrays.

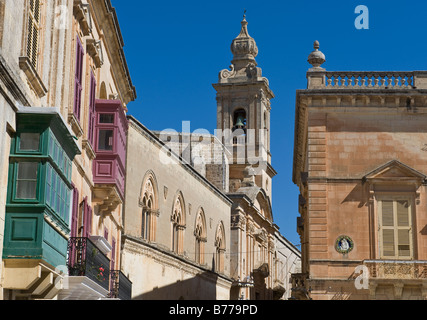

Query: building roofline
[[127, 115, 233, 206]]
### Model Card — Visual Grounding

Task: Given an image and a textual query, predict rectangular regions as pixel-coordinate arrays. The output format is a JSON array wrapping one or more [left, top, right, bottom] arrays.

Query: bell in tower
[[233, 109, 247, 133], [213, 13, 276, 195]]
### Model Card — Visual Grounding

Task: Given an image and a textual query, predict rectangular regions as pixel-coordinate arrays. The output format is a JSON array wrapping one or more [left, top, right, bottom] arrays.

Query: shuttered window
[[88, 72, 96, 145], [70, 185, 79, 238], [27, 0, 41, 68], [79, 197, 93, 238], [379, 199, 413, 259], [74, 36, 84, 120]]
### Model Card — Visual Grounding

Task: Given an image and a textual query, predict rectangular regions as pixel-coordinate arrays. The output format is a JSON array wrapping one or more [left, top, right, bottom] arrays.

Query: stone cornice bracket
[[73, 0, 92, 36], [231, 211, 246, 230], [86, 38, 104, 68], [18, 56, 48, 98]]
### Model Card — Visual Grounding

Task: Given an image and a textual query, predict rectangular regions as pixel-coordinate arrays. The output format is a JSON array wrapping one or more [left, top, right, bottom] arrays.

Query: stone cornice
[[90, 0, 136, 104]]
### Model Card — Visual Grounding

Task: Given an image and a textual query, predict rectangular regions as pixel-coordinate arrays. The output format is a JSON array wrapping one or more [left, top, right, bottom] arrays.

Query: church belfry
[[213, 14, 276, 198]]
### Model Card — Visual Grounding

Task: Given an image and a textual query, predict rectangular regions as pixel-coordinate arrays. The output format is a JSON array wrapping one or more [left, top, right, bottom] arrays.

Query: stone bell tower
[[213, 14, 276, 198]]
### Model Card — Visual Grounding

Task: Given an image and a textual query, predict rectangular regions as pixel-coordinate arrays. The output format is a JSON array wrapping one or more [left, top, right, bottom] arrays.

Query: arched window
[[215, 222, 226, 273], [194, 209, 207, 264], [171, 193, 185, 254], [233, 109, 247, 131], [140, 172, 158, 242], [232, 109, 247, 144]]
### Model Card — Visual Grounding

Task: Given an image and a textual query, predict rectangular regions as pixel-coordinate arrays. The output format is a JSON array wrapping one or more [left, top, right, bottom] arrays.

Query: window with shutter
[[71, 185, 79, 238], [74, 36, 84, 120], [88, 72, 96, 145], [27, 0, 41, 68], [379, 198, 413, 259]]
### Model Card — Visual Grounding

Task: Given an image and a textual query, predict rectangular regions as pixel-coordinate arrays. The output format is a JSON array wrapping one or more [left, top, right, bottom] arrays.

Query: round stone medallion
[[335, 235, 354, 254]]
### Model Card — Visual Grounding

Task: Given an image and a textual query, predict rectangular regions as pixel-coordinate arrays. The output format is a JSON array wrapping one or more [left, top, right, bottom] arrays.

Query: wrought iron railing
[[67, 237, 111, 292], [109, 270, 132, 300]]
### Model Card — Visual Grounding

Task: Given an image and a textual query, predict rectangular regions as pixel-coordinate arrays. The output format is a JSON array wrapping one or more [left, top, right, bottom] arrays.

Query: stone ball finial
[[308, 40, 326, 69]]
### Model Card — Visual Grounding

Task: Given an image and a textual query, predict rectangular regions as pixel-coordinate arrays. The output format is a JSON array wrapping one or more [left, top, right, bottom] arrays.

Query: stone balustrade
[[364, 260, 427, 280], [324, 71, 414, 89]]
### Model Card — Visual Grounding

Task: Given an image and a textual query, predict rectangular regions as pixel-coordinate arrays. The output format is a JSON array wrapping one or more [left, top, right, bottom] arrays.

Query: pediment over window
[[363, 160, 426, 185]]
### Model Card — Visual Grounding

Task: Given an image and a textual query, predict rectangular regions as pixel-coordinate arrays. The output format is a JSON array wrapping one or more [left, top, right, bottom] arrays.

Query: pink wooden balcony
[[93, 99, 128, 200]]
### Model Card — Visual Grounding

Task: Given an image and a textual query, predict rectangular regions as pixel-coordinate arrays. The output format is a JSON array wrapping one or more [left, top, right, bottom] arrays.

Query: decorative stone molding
[[68, 112, 84, 138], [231, 212, 246, 230], [82, 139, 95, 160], [231, 17, 258, 64], [307, 41, 325, 71], [73, 0, 92, 36], [18, 56, 47, 98], [92, 184, 122, 215], [87, 38, 104, 68], [219, 65, 236, 81]]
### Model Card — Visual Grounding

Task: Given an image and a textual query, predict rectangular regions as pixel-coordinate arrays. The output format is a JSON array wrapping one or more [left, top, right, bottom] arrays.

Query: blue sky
[[112, 0, 427, 246]]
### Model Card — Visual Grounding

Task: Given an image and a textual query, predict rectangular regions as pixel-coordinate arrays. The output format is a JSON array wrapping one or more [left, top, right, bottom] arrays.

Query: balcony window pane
[[382, 229, 395, 257], [20, 133, 40, 151], [46, 164, 52, 206], [100, 114, 115, 124], [98, 129, 113, 151], [16, 162, 38, 199], [397, 200, 410, 227], [398, 229, 411, 257], [381, 201, 393, 226]]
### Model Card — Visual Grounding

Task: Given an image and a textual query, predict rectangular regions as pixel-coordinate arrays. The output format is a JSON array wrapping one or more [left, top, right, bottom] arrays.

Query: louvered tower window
[[379, 199, 413, 259], [27, 0, 41, 68]]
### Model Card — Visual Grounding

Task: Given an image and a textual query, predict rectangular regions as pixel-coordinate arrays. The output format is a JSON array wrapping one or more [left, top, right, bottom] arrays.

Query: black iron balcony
[[67, 237, 111, 292], [109, 270, 133, 300]]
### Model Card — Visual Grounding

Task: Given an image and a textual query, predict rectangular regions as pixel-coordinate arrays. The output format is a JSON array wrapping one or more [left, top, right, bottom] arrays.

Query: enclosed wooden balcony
[[92, 99, 128, 213]]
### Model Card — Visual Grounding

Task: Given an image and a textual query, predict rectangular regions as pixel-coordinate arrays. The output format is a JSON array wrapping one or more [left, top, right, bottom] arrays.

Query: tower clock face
[[335, 235, 354, 254]]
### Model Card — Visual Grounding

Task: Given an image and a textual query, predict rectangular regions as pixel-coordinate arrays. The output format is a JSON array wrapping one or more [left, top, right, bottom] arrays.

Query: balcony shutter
[[380, 199, 413, 259], [381, 201, 393, 226], [74, 37, 84, 120], [88, 72, 96, 145], [382, 229, 395, 257], [397, 200, 409, 226], [111, 237, 116, 271], [71, 185, 79, 238], [27, 0, 40, 68], [84, 200, 93, 238], [397, 200, 411, 257]]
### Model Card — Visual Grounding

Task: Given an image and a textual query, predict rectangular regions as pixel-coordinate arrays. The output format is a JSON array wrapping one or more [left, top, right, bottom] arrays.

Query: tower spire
[[230, 14, 258, 70]]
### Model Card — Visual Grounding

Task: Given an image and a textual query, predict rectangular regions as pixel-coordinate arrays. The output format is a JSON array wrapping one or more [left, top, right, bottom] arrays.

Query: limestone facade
[[122, 16, 300, 300], [122, 117, 233, 300], [273, 231, 301, 300], [292, 42, 427, 300], [0, 0, 135, 300]]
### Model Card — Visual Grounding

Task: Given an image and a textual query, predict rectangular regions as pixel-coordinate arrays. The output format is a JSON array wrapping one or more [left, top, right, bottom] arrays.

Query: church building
[[121, 15, 300, 300]]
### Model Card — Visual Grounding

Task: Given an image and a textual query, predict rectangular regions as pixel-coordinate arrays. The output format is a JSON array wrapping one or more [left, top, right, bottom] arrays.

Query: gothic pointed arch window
[[140, 172, 158, 242], [194, 208, 207, 264], [171, 193, 185, 254], [215, 222, 226, 273]]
